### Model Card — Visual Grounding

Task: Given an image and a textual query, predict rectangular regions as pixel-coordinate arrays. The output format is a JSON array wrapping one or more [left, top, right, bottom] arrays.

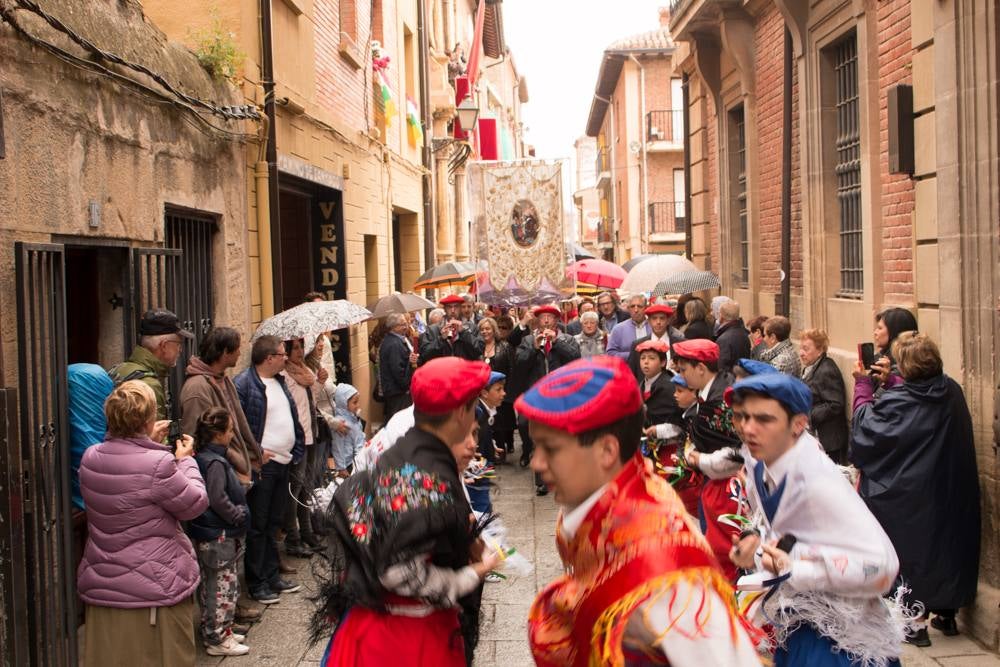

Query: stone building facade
[[585, 8, 687, 263], [670, 0, 1000, 647], [145, 0, 429, 419], [0, 0, 252, 661]]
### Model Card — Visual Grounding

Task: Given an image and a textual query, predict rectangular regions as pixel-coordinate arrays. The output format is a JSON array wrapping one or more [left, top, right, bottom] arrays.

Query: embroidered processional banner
[[468, 160, 572, 306]]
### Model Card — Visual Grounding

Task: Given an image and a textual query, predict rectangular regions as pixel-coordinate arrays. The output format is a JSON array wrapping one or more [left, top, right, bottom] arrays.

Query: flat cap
[[487, 371, 506, 387], [635, 339, 670, 354], [645, 304, 675, 317], [672, 339, 720, 364], [533, 304, 561, 318], [412, 357, 491, 415], [725, 373, 813, 416], [514, 356, 642, 435], [736, 358, 780, 376]]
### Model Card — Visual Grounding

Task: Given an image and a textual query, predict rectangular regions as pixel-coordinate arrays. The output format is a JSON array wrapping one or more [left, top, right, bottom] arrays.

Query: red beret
[[412, 358, 490, 415], [645, 304, 675, 317], [514, 356, 642, 435], [439, 294, 465, 306], [635, 339, 670, 354], [533, 304, 561, 317], [672, 339, 720, 363]]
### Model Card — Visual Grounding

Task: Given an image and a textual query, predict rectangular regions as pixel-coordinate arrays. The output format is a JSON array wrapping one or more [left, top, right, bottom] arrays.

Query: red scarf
[[528, 454, 743, 667]]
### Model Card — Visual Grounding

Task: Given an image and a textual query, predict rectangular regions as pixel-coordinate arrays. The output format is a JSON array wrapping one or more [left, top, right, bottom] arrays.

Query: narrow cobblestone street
[[196, 458, 999, 667]]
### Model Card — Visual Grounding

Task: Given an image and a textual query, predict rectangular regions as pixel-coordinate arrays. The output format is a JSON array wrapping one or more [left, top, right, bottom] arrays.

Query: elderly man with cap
[[110, 309, 194, 420], [513, 304, 581, 493], [517, 356, 760, 667], [418, 294, 481, 365], [626, 302, 684, 381], [670, 338, 743, 580], [719, 374, 903, 667], [313, 357, 502, 666]]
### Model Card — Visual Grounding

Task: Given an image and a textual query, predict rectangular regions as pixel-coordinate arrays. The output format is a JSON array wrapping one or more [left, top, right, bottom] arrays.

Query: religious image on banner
[[468, 160, 572, 306]]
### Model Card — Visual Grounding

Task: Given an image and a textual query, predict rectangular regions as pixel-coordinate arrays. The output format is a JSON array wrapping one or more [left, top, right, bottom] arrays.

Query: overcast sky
[[503, 0, 667, 160]]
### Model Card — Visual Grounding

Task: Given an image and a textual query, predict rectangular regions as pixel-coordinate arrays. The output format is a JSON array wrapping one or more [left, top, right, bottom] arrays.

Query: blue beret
[[727, 373, 813, 415], [737, 358, 781, 376], [670, 373, 689, 388], [487, 371, 506, 387]]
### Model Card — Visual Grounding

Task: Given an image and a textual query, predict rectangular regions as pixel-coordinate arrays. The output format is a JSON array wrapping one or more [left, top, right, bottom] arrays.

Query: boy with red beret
[[517, 356, 760, 666], [626, 302, 682, 381], [671, 338, 744, 581], [314, 357, 501, 667]]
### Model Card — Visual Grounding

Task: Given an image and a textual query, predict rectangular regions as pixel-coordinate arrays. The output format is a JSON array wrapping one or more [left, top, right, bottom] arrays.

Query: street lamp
[[456, 95, 480, 133]]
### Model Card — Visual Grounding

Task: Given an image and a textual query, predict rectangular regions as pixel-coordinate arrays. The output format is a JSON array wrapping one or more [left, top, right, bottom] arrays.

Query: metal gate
[[165, 209, 216, 387], [125, 247, 182, 418], [10, 243, 75, 666]]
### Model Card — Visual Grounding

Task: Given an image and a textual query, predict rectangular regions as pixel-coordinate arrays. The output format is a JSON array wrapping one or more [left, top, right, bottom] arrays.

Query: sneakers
[[270, 578, 302, 594], [231, 623, 251, 636], [205, 636, 249, 657], [249, 587, 280, 604], [234, 603, 262, 622], [230, 632, 246, 643], [931, 615, 960, 636]]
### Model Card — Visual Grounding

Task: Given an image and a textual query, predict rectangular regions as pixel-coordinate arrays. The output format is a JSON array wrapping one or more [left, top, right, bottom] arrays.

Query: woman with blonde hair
[[851, 332, 981, 647], [78, 380, 207, 666]]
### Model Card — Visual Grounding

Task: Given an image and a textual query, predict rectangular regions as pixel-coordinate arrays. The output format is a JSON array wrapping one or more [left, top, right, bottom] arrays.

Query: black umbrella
[[566, 242, 595, 261], [621, 254, 659, 272], [412, 261, 478, 291]]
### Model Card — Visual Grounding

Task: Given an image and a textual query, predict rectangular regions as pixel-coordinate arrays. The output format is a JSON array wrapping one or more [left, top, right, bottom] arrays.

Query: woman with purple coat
[[77, 380, 208, 666]]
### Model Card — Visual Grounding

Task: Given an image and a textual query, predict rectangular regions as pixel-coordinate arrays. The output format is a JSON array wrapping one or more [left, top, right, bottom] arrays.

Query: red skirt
[[325, 604, 466, 667], [700, 477, 740, 582]]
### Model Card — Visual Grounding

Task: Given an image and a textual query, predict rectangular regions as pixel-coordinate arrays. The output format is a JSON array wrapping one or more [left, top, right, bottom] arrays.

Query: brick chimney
[[658, 6, 671, 27]]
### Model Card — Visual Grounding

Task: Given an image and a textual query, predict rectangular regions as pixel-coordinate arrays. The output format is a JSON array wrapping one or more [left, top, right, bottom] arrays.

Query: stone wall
[[0, 0, 252, 384]]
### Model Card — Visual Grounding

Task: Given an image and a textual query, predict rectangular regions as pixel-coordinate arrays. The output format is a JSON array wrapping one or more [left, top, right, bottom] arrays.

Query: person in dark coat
[[514, 304, 581, 495], [476, 317, 515, 460], [680, 298, 714, 340], [851, 332, 980, 647], [797, 328, 848, 463], [418, 295, 481, 365], [713, 301, 751, 373], [379, 313, 417, 421], [868, 307, 919, 393]]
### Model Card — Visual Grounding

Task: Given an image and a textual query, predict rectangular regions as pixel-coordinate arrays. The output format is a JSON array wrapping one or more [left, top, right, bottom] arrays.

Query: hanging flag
[[377, 70, 397, 125], [406, 97, 423, 147]]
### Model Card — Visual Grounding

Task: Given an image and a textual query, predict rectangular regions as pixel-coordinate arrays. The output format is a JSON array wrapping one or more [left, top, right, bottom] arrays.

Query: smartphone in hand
[[858, 343, 875, 370], [167, 420, 183, 453]]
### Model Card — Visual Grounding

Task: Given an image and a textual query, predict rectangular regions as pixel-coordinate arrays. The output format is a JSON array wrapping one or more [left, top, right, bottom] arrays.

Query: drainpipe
[[629, 54, 649, 255], [260, 0, 282, 310], [418, 0, 436, 294], [682, 73, 692, 261], [780, 28, 792, 316], [595, 93, 618, 262], [255, 115, 275, 318]]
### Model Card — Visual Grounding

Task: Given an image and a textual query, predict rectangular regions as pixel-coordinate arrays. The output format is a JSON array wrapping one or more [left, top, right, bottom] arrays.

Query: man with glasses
[[109, 309, 194, 420], [595, 291, 629, 336], [234, 335, 306, 605]]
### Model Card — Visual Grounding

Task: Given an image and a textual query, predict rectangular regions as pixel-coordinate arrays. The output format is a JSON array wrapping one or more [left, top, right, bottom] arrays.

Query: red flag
[[465, 0, 487, 91]]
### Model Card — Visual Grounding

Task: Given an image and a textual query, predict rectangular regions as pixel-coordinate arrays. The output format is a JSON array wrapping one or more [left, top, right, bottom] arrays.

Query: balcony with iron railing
[[667, 0, 742, 40], [595, 147, 611, 187], [648, 201, 687, 235], [646, 110, 684, 146]]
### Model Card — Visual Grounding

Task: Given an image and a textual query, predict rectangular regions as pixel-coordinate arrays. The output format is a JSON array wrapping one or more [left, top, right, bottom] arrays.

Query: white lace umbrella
[[619, 254, 697, 294], [252, 300, 372, 354]]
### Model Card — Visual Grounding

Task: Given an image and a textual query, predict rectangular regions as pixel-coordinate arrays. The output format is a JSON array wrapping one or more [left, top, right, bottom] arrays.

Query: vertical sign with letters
[[312, 190, 351, 384]]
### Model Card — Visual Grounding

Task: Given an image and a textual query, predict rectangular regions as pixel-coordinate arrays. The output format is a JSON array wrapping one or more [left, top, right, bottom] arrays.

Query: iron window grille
[[730, 105, 748, 287], [833, 34, 863, 296]]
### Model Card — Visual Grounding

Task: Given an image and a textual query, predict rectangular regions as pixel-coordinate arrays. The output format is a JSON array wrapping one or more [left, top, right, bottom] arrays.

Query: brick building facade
[[585, 8, 687, 263], [670, 0, 1000, 647]]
